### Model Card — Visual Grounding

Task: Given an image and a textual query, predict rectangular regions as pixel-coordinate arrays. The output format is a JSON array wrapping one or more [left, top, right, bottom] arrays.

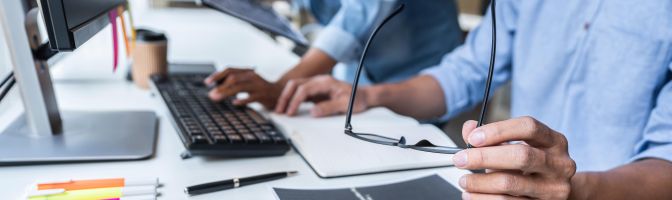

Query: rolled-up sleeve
[[420, 0, 518, 121], [631, 62, 672, 163], [312, 0, 395, 63]]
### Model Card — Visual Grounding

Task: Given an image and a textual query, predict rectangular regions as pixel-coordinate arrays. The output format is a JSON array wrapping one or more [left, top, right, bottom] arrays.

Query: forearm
[[277, 48, 337, 86], [570, 159, 672, 200], [363, 75, 446, 120]]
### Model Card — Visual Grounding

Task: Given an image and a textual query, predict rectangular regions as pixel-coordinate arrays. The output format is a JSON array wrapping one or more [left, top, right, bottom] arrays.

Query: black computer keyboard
[[151, 74, 290, 157]]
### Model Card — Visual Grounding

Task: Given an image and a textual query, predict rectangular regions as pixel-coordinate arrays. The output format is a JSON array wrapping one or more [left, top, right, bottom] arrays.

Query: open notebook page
[[270, 106, 457, 178]]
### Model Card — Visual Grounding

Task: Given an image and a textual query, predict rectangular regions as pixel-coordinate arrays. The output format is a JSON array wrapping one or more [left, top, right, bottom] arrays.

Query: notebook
[[274, 174, 461, 200], [270, 105, 457, 178]]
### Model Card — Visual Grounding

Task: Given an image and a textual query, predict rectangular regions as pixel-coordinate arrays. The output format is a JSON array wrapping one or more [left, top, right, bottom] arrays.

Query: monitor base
[[0, 111, 158, 165]]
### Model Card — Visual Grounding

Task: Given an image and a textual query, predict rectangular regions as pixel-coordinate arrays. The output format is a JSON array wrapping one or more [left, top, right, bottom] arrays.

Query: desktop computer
[[0, 0, 157, 165]]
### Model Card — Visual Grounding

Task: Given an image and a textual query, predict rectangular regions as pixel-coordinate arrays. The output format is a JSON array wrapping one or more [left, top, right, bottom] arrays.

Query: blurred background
[[0, 0, 506, 148]]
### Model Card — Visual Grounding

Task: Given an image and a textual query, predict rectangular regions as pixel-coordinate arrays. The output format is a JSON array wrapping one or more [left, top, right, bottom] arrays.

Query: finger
[[232, 95, 257, 106], [468, 116, 557, 148], [462, 120, 478, 145], [285, 81, 333, 116], [453, 144, 546, 173], [209, 81, 256, 101], [204, 68, 252, 84], [208, 71, 258, 100], [462, 192, 530, 200], [275, 79, 307, 113], [460, 172, 536, 197], [311, 99, 346, 117]]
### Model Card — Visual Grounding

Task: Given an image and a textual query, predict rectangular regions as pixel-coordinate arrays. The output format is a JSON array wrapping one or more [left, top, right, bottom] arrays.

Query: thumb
[[311, 100, 346, 117], [462, 120, 478, 145]]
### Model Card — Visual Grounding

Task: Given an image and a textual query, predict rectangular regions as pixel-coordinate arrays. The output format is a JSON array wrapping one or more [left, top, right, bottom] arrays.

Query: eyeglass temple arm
[[344, 4, 406, 131], [471, 0, 497, 148]]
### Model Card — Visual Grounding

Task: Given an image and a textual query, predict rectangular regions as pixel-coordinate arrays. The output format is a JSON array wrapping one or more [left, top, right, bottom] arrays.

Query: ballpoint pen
[[185, 171, 298, 196]]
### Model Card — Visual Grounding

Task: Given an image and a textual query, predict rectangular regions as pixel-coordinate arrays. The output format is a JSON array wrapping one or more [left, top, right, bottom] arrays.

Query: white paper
[[270, 105, 457, 177]]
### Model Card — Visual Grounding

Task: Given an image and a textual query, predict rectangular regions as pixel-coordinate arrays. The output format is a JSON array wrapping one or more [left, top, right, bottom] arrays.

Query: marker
[[101, 194, 157, 200], [35, 178, 158, 191], [27, 186, 156, 200]]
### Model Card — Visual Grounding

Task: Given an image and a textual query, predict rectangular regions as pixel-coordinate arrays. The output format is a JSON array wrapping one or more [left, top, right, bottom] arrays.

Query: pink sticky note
[[109, 10, 119, 72]]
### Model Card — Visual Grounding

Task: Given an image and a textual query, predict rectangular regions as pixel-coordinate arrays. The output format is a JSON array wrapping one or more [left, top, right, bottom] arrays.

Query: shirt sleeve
[[312, 0, 396, 64], [420, 0, 519, 121], [630, 62, 672, 163]]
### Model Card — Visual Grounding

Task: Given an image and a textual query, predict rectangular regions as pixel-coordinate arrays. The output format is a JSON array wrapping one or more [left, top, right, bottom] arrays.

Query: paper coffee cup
[[132, 29, 168, 89]]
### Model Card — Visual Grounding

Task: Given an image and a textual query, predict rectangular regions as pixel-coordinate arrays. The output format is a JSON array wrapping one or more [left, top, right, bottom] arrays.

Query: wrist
[[361, 85, 386, 108], [569, 172, 601, 200]]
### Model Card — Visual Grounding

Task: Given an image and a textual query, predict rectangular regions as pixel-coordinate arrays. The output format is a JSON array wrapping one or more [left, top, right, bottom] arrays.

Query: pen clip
[[27, 189, 65, 197]]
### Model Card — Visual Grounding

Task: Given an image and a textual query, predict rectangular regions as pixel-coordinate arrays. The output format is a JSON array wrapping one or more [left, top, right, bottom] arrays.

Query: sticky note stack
[[26, 178, 160, 200]]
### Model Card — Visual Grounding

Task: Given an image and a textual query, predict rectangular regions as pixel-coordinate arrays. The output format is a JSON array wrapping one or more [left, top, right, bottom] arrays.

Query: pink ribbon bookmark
[[109, 10, 119, 73]]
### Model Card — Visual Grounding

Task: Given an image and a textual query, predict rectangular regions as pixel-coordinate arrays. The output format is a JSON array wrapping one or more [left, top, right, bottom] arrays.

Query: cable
[[0, 73, 15, 102], [0, 71, 13, 88]]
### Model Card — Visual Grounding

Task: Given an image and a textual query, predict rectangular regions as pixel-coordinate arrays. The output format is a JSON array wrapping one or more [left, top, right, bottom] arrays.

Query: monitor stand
[[0, 0, 158, 165], [0, 111, 157, 165]]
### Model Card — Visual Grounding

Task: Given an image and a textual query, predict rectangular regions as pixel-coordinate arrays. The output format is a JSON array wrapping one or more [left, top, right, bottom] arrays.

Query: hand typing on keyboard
[[154, 74, 290, 157], [204, 68, 283, 110]]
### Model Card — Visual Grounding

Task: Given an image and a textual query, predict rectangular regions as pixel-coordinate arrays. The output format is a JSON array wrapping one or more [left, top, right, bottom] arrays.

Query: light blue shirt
[[310, 0, 463, 84], [423, 0, 672, 171]]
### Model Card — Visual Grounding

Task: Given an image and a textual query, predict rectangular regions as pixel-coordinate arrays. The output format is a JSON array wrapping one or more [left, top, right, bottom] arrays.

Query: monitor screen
[[39, 0, 126, 51]]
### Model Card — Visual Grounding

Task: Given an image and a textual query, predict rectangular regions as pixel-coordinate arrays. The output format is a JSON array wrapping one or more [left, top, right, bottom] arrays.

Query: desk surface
[[0, 5, 468, 200]]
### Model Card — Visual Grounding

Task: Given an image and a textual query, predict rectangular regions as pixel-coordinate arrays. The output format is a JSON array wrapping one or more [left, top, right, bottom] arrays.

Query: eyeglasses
[[343, 1, 498, 154]]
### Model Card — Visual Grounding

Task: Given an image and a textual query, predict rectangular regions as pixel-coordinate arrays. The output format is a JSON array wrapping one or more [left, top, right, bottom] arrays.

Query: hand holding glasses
[[343, 1, 498, 154]]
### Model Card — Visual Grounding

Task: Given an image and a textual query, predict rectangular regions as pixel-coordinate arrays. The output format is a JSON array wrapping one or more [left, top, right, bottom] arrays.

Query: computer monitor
[[0, 0, 157, 165], [39, 0, 125, 51]]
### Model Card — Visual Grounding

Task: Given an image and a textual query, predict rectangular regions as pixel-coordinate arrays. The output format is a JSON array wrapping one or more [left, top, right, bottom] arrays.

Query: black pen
[[185, 171, 298, 196]]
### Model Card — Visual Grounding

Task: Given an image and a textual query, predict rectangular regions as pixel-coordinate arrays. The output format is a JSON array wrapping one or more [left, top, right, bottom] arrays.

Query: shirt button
[[583, 22, 591, 30]]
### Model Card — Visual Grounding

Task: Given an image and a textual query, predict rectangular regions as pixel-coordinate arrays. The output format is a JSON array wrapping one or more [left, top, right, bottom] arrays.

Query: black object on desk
[[202, 0, 308, 47], [185, 171, 298, 196], [274, 174, 460, 200], [150, 73, 291, 158]]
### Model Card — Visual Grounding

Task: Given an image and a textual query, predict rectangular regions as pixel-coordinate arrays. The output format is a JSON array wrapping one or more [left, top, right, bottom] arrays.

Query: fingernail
[[464, 120, 476, 128], [462, 192, 471, 200], [453, 151, 468, 167], [459, 176, 467, 189], [310, 108, 321, 117], [469, 130, 485, 146]]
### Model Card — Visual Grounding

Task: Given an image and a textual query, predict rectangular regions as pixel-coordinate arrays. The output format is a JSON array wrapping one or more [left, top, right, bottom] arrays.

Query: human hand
[[274, 75, 369, 117], [455, 117, 576, 200], [204, 68, 283, 109]]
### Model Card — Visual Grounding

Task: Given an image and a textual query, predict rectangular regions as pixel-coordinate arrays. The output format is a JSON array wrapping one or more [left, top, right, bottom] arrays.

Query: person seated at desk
[[274, 1, 672, 199], [204, 0, 463, 113]]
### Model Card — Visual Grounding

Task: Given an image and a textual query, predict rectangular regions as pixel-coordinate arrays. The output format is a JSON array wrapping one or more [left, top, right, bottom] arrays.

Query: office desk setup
[[0, 5, 469, 200]]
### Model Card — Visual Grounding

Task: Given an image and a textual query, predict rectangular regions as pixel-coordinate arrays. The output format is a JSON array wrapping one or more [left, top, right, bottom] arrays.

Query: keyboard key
[[212, 135, 228, 143], [226, 134, 244, 143], [191, 135, 209, 144], [241, 133, 257, 143]]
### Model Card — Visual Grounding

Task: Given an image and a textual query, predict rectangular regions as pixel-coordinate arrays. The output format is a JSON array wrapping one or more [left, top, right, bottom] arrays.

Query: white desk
[[0, 6, 469, 200]]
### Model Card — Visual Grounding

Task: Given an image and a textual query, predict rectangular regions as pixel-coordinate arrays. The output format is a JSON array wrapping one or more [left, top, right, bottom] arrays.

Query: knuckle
[[472, 149, 486, 168], [513, 145, 535, 170], [520, 116, 540, 132], [295, 86, 307, 96], [561, 158, 577, 178], [228, 76, 238, 83], [496, 175, 518, 193]]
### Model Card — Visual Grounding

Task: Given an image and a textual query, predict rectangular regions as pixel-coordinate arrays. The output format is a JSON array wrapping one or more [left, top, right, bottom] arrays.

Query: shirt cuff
[[312, 25, 363, 63], [421, 65, 472, 122], [630, 142, 672, 164]]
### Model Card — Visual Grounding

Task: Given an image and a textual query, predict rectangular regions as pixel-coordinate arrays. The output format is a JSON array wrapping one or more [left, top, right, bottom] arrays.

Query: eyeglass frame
[[343, 0, 498, 154]]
